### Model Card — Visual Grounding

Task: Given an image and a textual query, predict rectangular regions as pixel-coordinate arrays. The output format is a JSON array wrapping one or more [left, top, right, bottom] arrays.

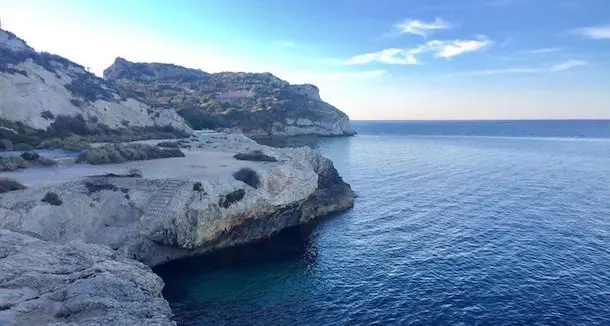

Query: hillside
[[104, 58, 355, 136], [0, 28, 192, 147]]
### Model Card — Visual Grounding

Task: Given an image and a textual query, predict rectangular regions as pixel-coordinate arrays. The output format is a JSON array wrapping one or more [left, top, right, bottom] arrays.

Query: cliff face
[[0, 29, 192, 136], [104, 58, 355, 136]]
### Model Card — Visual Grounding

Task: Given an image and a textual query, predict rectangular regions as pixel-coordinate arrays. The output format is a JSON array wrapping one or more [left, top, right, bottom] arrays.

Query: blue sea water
[[156, 120, 610, 326]]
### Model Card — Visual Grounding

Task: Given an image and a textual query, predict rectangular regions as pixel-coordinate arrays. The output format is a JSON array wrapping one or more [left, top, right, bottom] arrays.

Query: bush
[[233, 167, 261, 188], [41, 192, 62, 206], [40, 110, 55, 120], [193, 181, 205, 199], [233, 150, 277, 162], [37, 136, 91, 151], [157, 141, 181, 148], [0, 156, 28, 172], [0, 139, 13, 151], [127, 168, 143, 178], [19, 152, 57, 167], [218, 189, 245, 208], [37, 157, 57, 166], [78, 143, 185, 165], [47, 115, 88, 137], [0, 178, 26, 193], [84, 181, 118, 195], [20, 152, 40, 161], [177, 108, 228, 130], [14, 143, 34, 151]]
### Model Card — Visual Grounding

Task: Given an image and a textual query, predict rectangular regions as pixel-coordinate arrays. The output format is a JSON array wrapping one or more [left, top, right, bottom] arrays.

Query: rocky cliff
[[104, 58, 355, 136], [0, 132, 355, 324], [0, 28, 192, 143]]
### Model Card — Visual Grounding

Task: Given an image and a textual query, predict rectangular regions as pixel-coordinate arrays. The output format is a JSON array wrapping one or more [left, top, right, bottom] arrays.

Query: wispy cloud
[[521, 48, 562, 54], [345, 48, 419, 65], [548, 59, 588, 72], [573, 25, 610, 39], [346, 37, 491, 65], [393, 18, 453, 38], [455, 60, 588, 76], [426, 37, 491, 58]]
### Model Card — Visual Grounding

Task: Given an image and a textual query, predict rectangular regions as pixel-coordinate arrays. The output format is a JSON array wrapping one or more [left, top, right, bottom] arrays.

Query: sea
[[155, 120, 610, 326]]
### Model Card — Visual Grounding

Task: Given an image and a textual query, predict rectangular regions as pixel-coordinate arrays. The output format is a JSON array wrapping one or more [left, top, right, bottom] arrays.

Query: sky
[[1, 0, 609, 120]]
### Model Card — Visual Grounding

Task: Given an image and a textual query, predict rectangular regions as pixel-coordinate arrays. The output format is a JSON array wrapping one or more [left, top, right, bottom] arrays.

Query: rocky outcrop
[[0, 132, 354, 323], [104, 58, 355, 136], [0, 28, 192, 135], [0, 133, 354, 267], [0, 230, 174, 326]]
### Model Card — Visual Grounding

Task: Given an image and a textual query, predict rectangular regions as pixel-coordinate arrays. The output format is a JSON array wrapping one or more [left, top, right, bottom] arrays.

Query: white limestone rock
[[0, 28, 192, 134], [0, 132, 355, 267], [0, 229, 174, 326]]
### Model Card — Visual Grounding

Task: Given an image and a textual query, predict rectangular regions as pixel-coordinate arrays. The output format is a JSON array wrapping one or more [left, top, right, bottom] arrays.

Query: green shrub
[[19, 152, 57, 166], [177, 108, 228, 130], [41, 192, 62, 206], [0, 156, 28, 172], [47, 115, 88, 137], [37, 157, 57, 166], [157, 141, 181, 148], [37, 136, 91, 151], [193, 181, 205, 199], [78, 143, 185, 165], [13, 143, 34, 151], [127, 168, 143, 178], [84, 181, 118, 195], [0, 178, 26, 193], [40, 110, 55, 120], [218, 189, 245, 208], [0, 139, 13, 151], [233, 150, 277, 162], [20, 152, 40, 161], [233, 168, 261, 188]]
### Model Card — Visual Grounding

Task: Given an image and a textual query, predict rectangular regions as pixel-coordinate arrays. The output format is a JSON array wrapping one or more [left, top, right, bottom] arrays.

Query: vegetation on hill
[[103, 58, 350, 134]]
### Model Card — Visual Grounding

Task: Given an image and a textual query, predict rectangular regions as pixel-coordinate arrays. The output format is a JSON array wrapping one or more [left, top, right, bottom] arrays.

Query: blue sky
[[1, 0, 609, 119]]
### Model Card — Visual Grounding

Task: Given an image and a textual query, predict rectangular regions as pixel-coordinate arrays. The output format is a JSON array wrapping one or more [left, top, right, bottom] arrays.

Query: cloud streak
[[521, 48, 562, 54], [573, 25, 610, 39], [455, 60, 588, 76], [426, 38, 491, 58], [393, 18, 453, 38], [345, 48, 419, 65], [345, 37, 491, 65]]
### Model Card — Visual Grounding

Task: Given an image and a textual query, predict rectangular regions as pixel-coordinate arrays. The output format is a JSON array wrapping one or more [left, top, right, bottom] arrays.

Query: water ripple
[[156, 131, 610, 326]]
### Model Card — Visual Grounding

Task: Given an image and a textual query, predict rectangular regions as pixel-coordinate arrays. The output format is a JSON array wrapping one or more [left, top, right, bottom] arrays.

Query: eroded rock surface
[[0, 133, 354, 267], [0, 230, 174, 326]]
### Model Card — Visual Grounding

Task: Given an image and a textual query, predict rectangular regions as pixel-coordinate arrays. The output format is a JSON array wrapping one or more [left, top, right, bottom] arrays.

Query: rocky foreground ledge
[[0, 132, 355, 325]]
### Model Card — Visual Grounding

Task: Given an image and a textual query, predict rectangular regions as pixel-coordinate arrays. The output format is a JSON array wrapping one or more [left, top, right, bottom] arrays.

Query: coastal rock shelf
[[0, 132, 355, 325]]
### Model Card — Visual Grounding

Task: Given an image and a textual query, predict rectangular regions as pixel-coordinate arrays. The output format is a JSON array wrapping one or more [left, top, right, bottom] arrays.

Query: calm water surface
[[156, 121, 610, 325]]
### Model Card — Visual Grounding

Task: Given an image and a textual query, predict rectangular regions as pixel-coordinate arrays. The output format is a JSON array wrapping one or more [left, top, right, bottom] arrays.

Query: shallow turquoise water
[[156, 121, 610, 325]]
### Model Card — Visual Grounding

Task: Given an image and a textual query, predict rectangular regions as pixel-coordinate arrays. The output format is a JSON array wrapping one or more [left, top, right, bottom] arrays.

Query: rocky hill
[[104, 58, 355, 136], [0, 28, 192, 147]]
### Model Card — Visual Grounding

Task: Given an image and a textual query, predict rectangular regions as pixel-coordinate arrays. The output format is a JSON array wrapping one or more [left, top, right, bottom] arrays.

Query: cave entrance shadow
[[153, 222, 320, 279]]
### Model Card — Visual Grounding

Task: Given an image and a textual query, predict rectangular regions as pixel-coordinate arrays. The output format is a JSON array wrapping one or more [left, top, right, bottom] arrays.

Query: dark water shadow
[[155, 224, 316, 277]]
